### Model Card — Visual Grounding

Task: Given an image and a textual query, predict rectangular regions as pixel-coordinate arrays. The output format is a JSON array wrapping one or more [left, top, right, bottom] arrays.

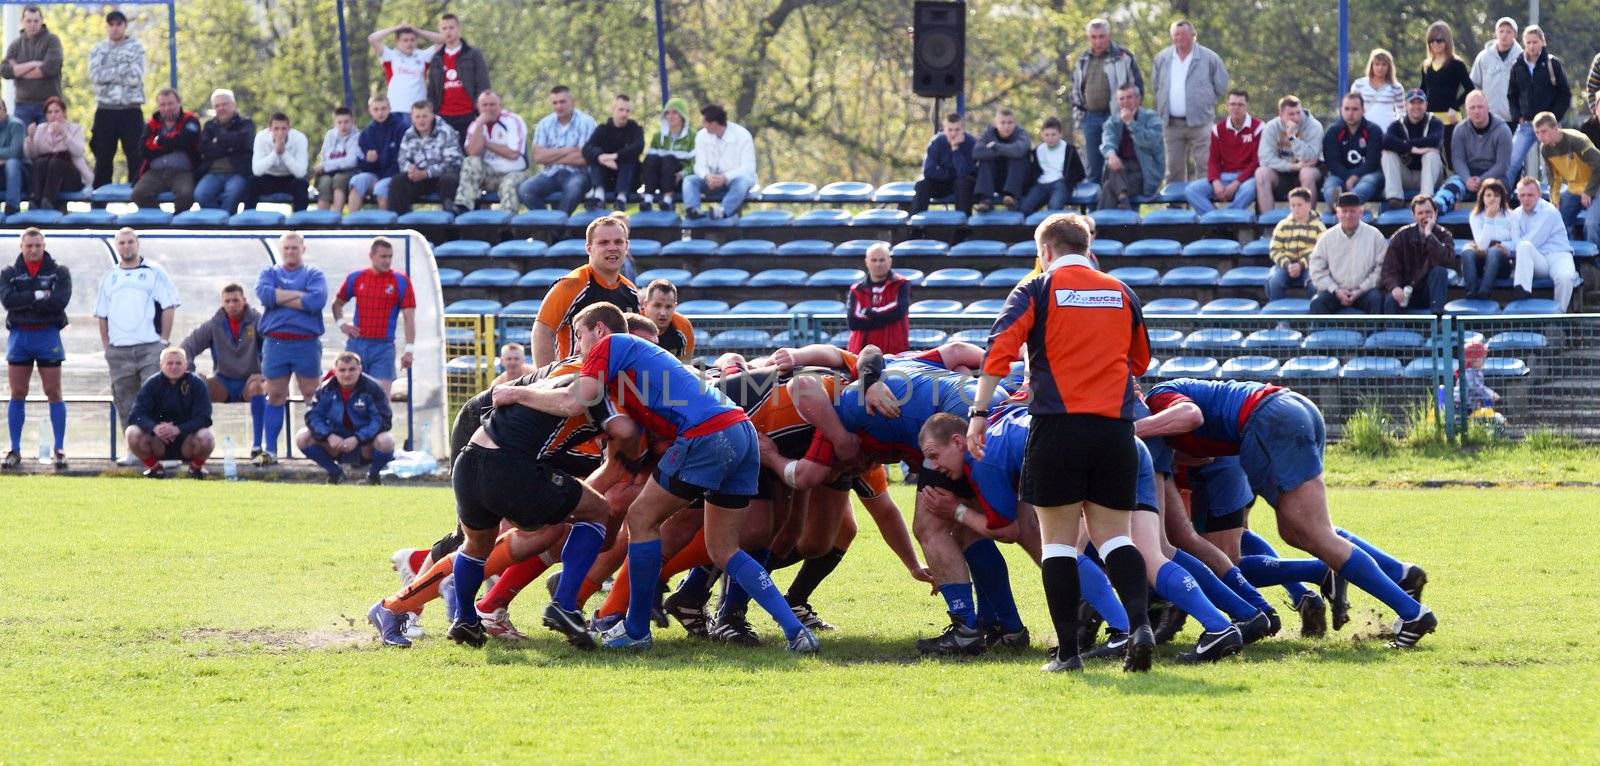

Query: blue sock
[[369, 449, 394, 479], [1155, 561, 1231, 633], [1241, 530, 1313, 602], [1237, 554, 1327, 586], [451, 552, 486, 626], [1172, 549, 1258, 621], [964, 539, 1022, 631], [679, 565, 714, 600], [47, 401, 65, 451], [1337, 528, 1405, 583], [1077, 554, 1129, 632], [624, 540, 663, 639], [7, 399, 23, 453], [300, 443, 343, 478], [937, 583, 977, 629], [554, 521, 605, 611], [726, 549, 806, 641], [249, 394, 266, 449], [264, 403, 285, 455], [1340, 547, 1422, 620], [1225, 567, 1277, 615], [719, 548, 768, 619]]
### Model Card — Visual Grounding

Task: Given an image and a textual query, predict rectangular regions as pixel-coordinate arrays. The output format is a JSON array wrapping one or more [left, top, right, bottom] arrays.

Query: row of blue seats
[[1150, 354, 1528, 380], [1151, 328, 1547, 352]]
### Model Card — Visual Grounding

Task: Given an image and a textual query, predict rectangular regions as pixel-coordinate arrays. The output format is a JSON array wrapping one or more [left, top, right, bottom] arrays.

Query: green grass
[[3, 477, 1598, 762], [1325, 440, 1600, 486]]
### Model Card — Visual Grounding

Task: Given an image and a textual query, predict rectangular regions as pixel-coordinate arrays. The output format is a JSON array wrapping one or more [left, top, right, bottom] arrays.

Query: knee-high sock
[[663, 530, 712, 580], [726, 550, 806, 640], [623, 539, 663, 639], [476, 556, 551, 614], [677, 564, 715, 601], [766, 549, 803, 574], [1172, 549, 1259, 621], [599, 531, 713, 617], [383, 535, 513, 614], [1224, 566, 1277, 615], [1336, 528, 1405, 583], [937, 582, 977, 629], [575, 576, 605, 608], [7, 399, 23, 453], [784, 547, 845, 607], [1040, 546, 1081, 654], [300, 443, 343, 477], [553, 521, 605, 612], [717, 548, 769, 619], [369, 449, 394, 479], [1340, 547, 1422, 620], [1237, 554, 1328, 586], [1240, 529, 1313, 601], [450, 552, 487, 627], [263, 403, 285, 455], [965, 539, 1022, 632], [249, 394, 266, 449], [1102, 539, 1149, 631], [1154, 561, 1231, 633], [1077, 554, 1130, 633], [47, 401, 65, 451]]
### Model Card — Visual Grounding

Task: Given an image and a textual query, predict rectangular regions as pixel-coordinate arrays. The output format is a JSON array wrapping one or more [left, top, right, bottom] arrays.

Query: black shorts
[[916, 465, 976, 499], [1020, 414, 1137, 511], [158, 436, 187, 462], [1192, 504, 1247, 534], [452, 444, 583, 531]]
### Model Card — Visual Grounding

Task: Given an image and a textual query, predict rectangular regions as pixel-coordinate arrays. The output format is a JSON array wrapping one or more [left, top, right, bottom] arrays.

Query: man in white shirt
[[246, 112, 309, 211], [682, 103, 757, 220], [95, 227, 180, 435], [454, 90, 526, 213], [367, 24, 442, 115], [1019, 117, 1074, 213], [515, 85, 596, 214], [1151, 19, 1229, 185], [1509, 176, 1577, 309]]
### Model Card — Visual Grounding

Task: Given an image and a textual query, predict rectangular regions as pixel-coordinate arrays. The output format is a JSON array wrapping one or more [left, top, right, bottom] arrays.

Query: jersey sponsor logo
[[1054, 288, 1125, 308]]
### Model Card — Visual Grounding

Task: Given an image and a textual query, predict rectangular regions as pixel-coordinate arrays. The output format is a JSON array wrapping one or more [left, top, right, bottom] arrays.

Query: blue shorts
[[655, 419, 760, 508], [216, 374, 249, 403], [6, 327, 64, 367], [1142, 435, 1175, 476], [1189, 455, 1254, 518], [347, 337, 396, 381], [261, 337, 322, 380], [1240, 392, 1325, 508]]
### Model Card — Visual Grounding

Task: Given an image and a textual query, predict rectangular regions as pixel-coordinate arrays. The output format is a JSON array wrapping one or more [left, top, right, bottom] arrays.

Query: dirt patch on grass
[[182, 625, 368, 653]]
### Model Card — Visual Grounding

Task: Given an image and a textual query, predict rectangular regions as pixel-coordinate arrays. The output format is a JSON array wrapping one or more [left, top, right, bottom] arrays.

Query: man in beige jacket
[[1309, 192, 1387, 314]]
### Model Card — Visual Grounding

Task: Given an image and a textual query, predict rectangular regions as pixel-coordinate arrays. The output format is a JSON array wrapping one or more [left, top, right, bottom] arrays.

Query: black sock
[[765, 550, 804, 574], [1040, 555, 1081, 656], [428, 526, 465, 562], [1104, 545, 1150, 631], [784, 547, 847, 606]]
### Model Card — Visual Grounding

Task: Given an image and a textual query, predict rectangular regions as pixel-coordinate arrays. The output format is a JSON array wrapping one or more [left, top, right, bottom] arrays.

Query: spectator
[[425, 13, 490, 142], [0, 5, 62, 127], [453, 90, 526, 214], [1534, 111, 1600, 248], [971, 107, 1030, 211], [295, 351, 394, 485], [254, 231, 327, 465], [126, 347, 214, 479], [1381, 89, 1446, 207], [910, 112, 975, 214], [1020, 117, 1081, 214], [387, 100, 461, 215], [1587, 52, 1600, 110], [846, 243, 910, 355], [1449, 90, 1513, 197], [1151, 19, 1229, 185], [1097, 83, 1163, 210], [88, 9, 145, 187], [1070, 18, 1143, 183], [1186, 88, 1261, 214], [246, 112, 309, 211], [1460, 340, 1501, 411], [1505, 25, 1571, 186], [1265, 186, 1323, 302], [639, 97, 693, 212], [682, 103, 757, 220], [639, 278, 694, 362], [131, 88, 200, 211], [1380, 195, 1454, 314], [517, 85, 596, 214], [1509, 175, 1577, 309], [23, 96, 90, 212], [1320, 93, 1384, 210], [1309, 192, 1387, 314], [0, 228, 69, 470], [1462, 177, 1513, 299], [1418, 21, 1473, 126], [1255, 95, 1323, 214], [331, 237, 417, 394], [367, 24, 441, 117], [313, 106, 361, 213], [178, 283, 268, 462], [1469, 17, 1522, 122], [1351, 48, 1406, 133], [532, 216, 638, 366], [95, 227, 180, 439], [489, 342, 530, 385], [193, 89, 254, 214], [348, 95, 409, 212], [0, 102, 22, 214], [582, 94, 644, 211]]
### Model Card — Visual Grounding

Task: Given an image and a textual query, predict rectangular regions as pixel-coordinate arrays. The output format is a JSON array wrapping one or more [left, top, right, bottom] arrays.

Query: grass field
[[3, 476, 1597, 762]]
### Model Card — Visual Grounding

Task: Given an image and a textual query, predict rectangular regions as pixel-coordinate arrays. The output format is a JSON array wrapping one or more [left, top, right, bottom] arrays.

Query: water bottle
[[223, 436, 239, 481], [35, 428, 49, 465], [1402, 285, 1413, 306]]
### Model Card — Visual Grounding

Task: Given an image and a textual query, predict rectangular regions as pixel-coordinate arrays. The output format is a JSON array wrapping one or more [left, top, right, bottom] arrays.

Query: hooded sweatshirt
[[0, 24, 62, 105], [647, 96, 694, 160]]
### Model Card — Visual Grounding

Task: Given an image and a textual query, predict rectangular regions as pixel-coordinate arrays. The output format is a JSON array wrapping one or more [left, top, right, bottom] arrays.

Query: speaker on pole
[[913, 1, 965, 99]]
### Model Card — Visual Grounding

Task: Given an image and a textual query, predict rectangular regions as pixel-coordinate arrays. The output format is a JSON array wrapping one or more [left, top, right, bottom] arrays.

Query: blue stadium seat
[[512, 210, 568, 228], [434, 240, 493, 259], [1125, 239, 1182, 257], [982, 267, 1032, 287], [730, 299, 789, 314], [565, 209, 612, 230], [718, 239, 778, 257], [891, 239, 950, 257], [1444, 298, 1500, 315], [705, 329, 773, 350], [817, 181, 875, 204], [871, 181, 917, 204], [1364, 330, 1425, 349], [1024, 209, 1065, 226], [688, 268, 750, 287], [908, 328, 949, 350], [950, 328, 989, 344], [453, 209, 513, 226], [1109, 266, 1160, 286], [61, 210, 118, 226], [500, 299, 543, 316], [1302, 329, 1364, 350], [949, 239, 1007, 257], [545, 238, 588, 258], [757, 181, 817, 202], [968, 210, 1025, 226], [1242, 328, 1303, 349], [695, 329, 711, 348], [1143, 208, 1198, 226], [1157, 356, 1220, 379], [1160, 266, 1220, 286], [516, 268, 570, 288], [682, 213, 739, 229], [922, 268, 983, 287], [221, 209, 277, 226], [1181, 328, 1243, 350], [772, 329, 829, 346], [286, 209, 341, 226], [893, 267, 925, 283], [1482, 357, 1528, 377], [1182, 238, 1241, 257], [1154, 182, 1188, 204], [794, 208, 852, 227], [738, 209, 795, 228], [57, 188, 92, 204], [1256, 208, 1289, 226], [397, 210, 453, 226], [851, 208, 909, 226], [1200, 298, 1260, 315], [1144, 298, 1201, 315], [1376, 209, 1414, 226], [1279, 356, 1341, 378], [90, 183, 134, 204], [460, 268, 520, 287], [1259, 298, 1311, 314], [661, 238, 719, 257], [1006, 240, 1038, 258], [909, 299, 964, 314], [1501, 298, 1561, 314], [1486, 331, 1547, 350], [749, 268, 809, 287], [437, 268, 464, 287], [1148, 328, 1184, 350], [1090, 239, 1123, 258], [908, 209, 967, 226], [1070, 182, 1101, 206], [964, 298, 1006, 314], [629, 239, 663, 258], [677, 299, 731, 314], [1221, 356, 1281, 380], [1089, 209, 1139, 227], [1571, 240, 1599, 262], [1438, 208, 1470, 226], [445, 298, 503, 314], [1341, 357, 1403, 378], [628, 210, 680, 228], [1199, 208, 1255, 225], [1219, 266, 1271, 287], [117, 208, 172, 226], [790, 299, 846, 314], [1402, 357, 1457, 378], [170, 208, 229, 226], [777, 239, 835, 257], [342, 209, 399, 226], [833, 239, 887, 258], [827, 330, 853, 348], [636, 268, 692, 285], [807, 268, 864, 287]]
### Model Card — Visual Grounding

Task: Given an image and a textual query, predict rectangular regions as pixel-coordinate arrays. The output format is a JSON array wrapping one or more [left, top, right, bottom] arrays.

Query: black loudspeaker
[[913, 1, 965, 98]]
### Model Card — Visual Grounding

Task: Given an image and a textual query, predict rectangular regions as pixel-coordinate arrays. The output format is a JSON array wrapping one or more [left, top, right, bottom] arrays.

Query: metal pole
[[653, 0, 670, 104], [1337, 0, 1349, 110], [166, 0, 178, 90], [1528, 0, 1540, 27], [404, 236, 415, 451], [336, 0, 355, 108]]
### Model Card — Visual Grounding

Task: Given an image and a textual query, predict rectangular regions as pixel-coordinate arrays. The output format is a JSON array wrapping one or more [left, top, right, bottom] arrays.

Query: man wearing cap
[[1308, 193, 1388, 314], [1380, 89, 1446, 208]]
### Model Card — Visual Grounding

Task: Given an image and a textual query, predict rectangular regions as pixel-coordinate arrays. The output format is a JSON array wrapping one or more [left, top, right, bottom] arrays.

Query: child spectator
[[1265, 186, 1323, 301], [314, 106, 361, 212]]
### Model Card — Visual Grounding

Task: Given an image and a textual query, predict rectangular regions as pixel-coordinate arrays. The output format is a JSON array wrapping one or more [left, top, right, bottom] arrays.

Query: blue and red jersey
[[337, 268, 417, 340], [579, 333, 746, 440], [835, 363, 1008, 464], [1144, 378, 1285, 457], [963, 408, 1031, 528]]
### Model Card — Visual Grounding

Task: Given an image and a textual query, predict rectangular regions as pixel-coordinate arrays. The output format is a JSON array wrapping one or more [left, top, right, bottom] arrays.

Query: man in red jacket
[[845, 242, 910, 354], [131, 87, 200, 211], [1184, 89, 1262, 213]]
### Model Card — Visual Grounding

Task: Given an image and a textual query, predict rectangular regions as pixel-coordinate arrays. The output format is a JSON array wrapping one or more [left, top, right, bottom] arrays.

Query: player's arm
[[788, 374, 859, 461], [758, 431, 833, 491], [531, 321, 557, 368], [490, 378, 582, 417], [964, 373, 1003, 458], [857, 491, 932, 583], [1135, 393, 1203, 437], [932, 341, 986, 372], [767, 343, 845, 372], [970, 283, 1035, 456]]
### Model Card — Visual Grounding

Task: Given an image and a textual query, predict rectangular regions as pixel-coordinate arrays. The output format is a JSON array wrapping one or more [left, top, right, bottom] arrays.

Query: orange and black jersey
[[482, 372, 613, 467], [537, 264, 639, 360], [657, 312, 696, 361], [720, 365, 843, 459], [982, 255, 1150, 420]]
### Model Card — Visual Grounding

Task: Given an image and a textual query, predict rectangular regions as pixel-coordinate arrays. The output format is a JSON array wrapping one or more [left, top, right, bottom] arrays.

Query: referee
[[967, 213, 1153, 673]]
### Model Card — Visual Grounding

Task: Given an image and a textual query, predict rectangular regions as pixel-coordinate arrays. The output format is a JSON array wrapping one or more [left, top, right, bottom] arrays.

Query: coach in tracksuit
[[294, 350, 394, 485], [0, 227, 70, 469], [126, 346, 214, 479], [253, 231, 326, 463]]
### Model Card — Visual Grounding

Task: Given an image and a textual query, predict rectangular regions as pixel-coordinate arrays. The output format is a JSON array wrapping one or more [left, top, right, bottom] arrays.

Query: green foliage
[[1342, 400, 1396, 457], [1524, 427, 1581, 452]]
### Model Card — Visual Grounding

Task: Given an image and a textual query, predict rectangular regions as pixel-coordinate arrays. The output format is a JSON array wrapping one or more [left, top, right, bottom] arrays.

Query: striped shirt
[[1268, 215, 1325, 268]]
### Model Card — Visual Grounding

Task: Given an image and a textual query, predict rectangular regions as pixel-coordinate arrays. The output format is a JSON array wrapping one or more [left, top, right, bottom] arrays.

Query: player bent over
[[125, 347, 215, 479], [294, 352, 395, 485]]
